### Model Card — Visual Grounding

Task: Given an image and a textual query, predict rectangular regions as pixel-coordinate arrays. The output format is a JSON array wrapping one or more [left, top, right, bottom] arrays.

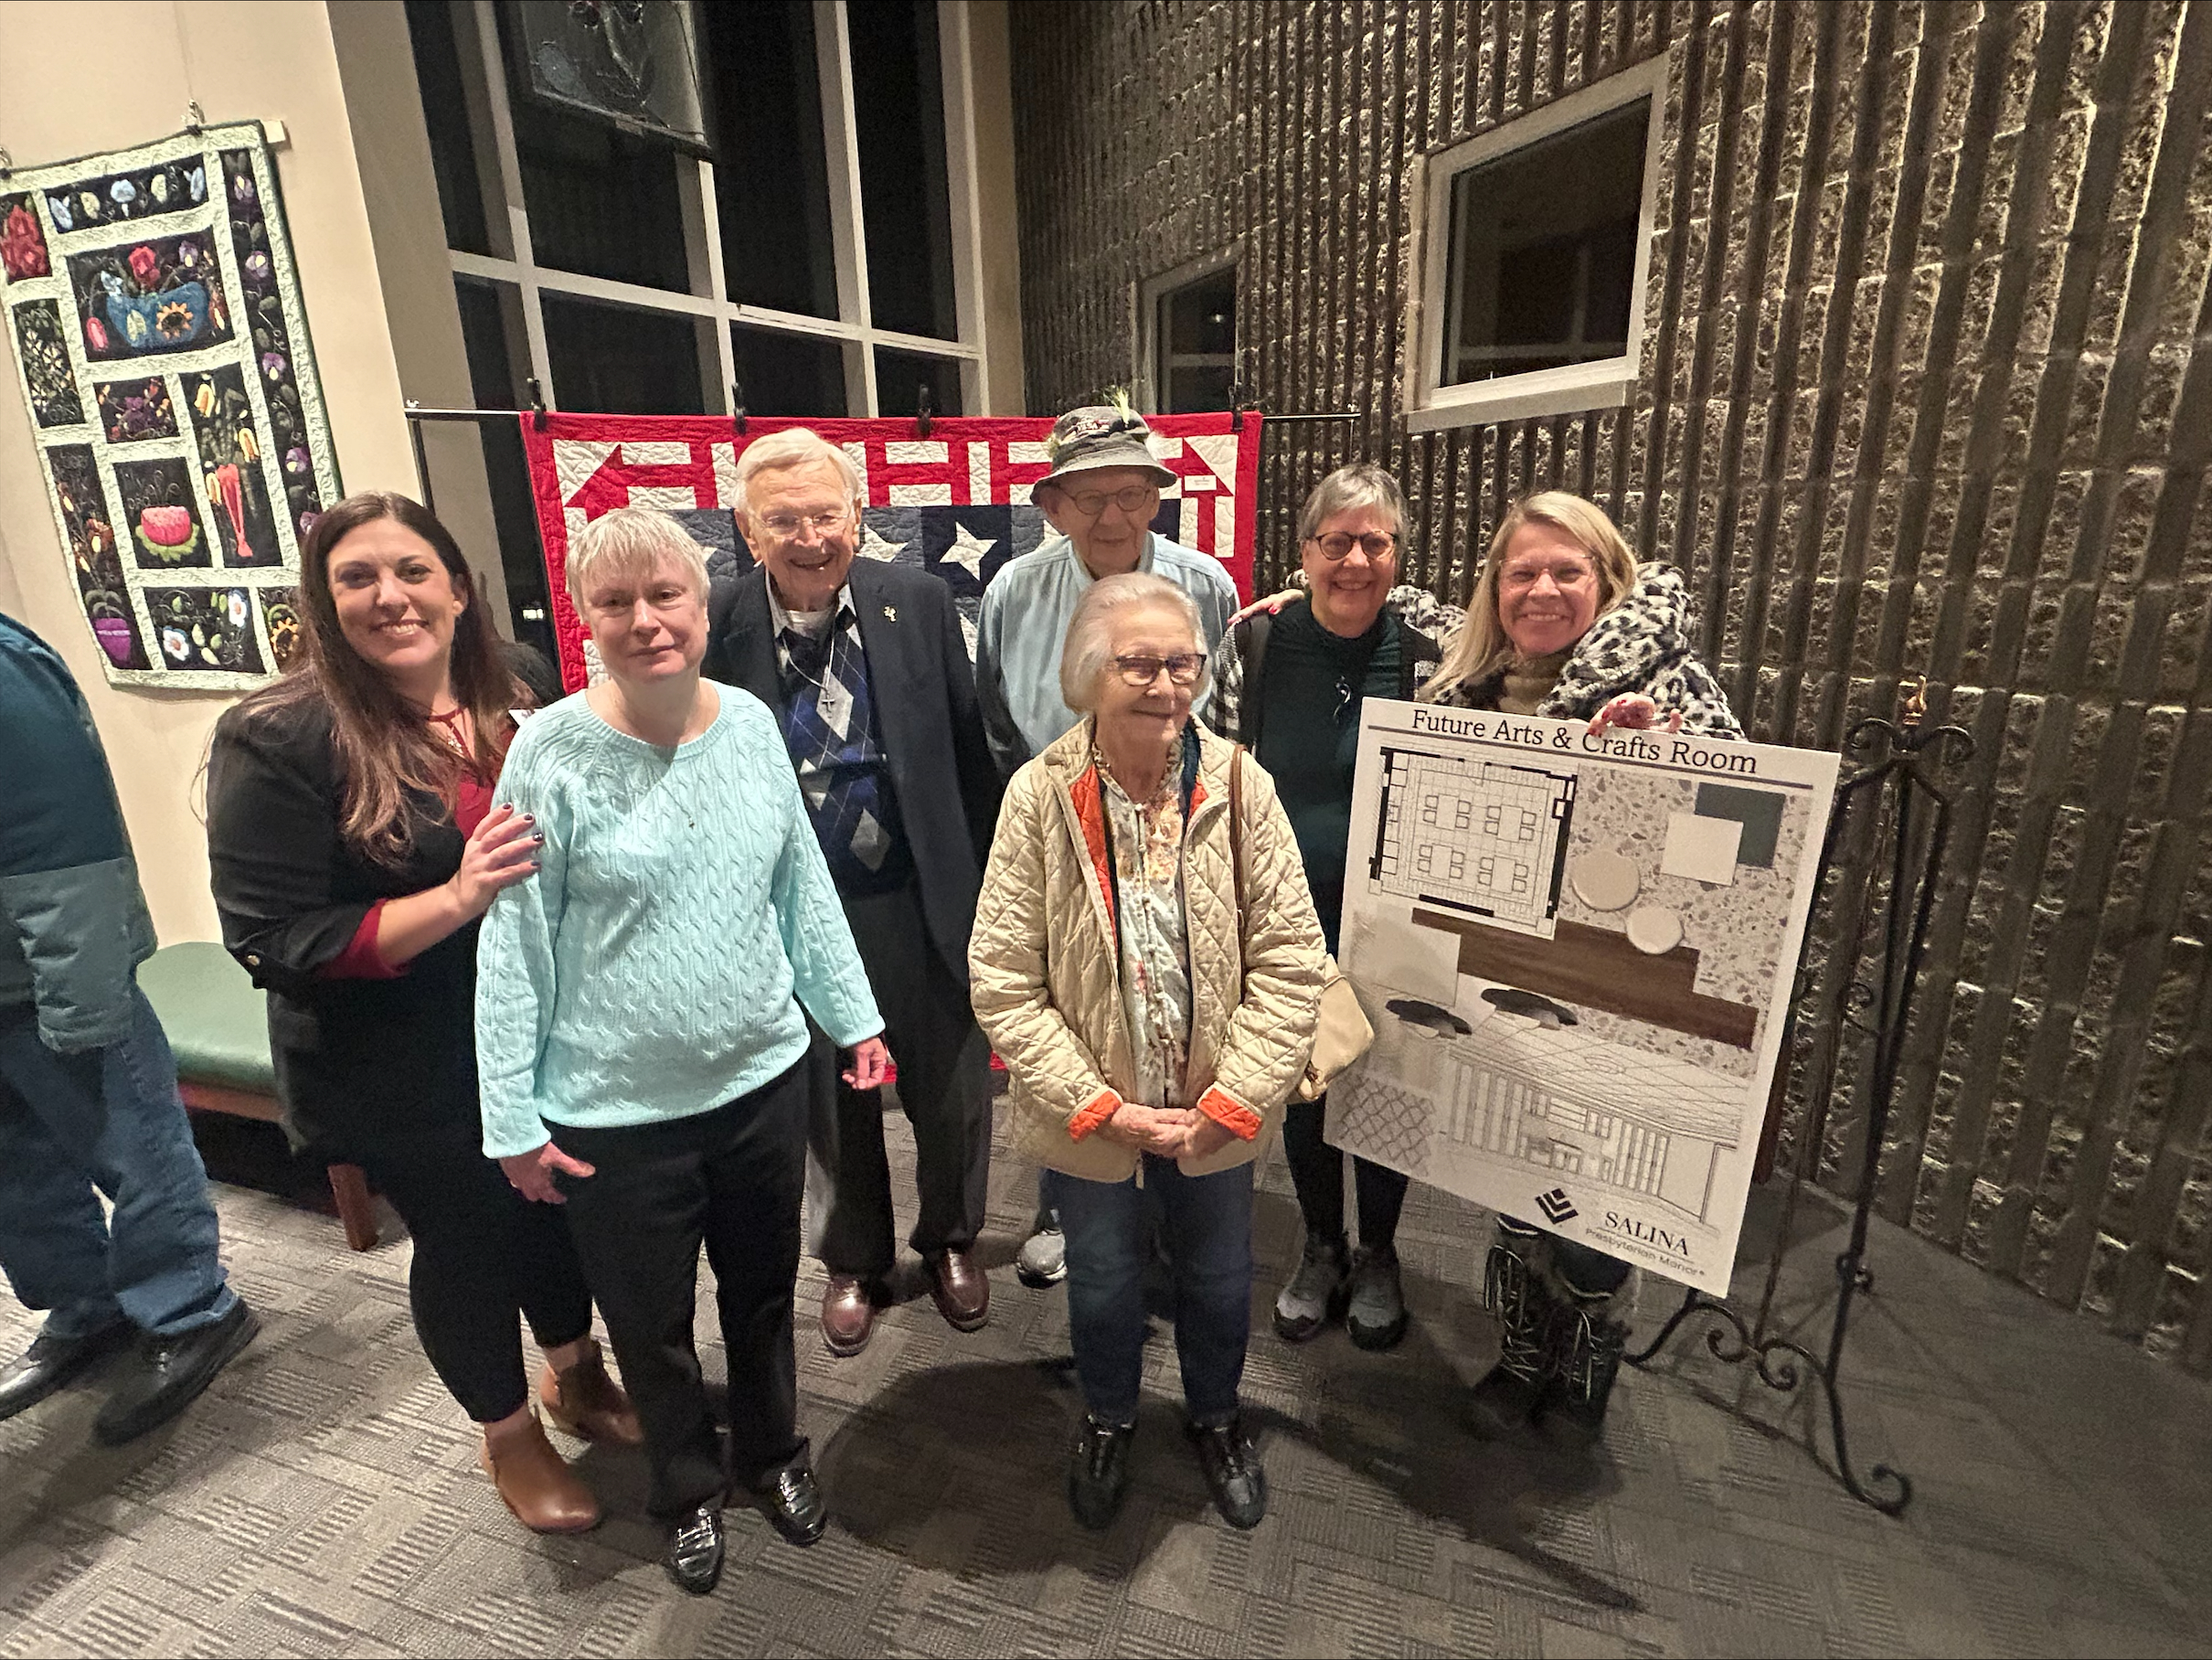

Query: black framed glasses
[[1112, 650, 1207, 687], [1311, 530, 1398, 560]]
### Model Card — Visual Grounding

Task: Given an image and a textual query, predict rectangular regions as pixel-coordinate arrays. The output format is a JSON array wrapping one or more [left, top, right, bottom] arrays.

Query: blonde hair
[[1060, 572, 1210, 713], [1421, 491, 1640, 703], [565, 507, 709, 611], [734, 428, 864, 515]]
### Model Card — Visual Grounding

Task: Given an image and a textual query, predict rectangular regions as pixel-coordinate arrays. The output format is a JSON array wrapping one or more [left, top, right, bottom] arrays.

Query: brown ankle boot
[[480, 1409, 600, 1534], [539, 1338, 644, 1445]]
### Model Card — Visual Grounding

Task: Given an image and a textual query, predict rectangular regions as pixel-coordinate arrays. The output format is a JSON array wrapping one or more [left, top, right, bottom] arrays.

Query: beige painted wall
[[0, 1, 463, 947]]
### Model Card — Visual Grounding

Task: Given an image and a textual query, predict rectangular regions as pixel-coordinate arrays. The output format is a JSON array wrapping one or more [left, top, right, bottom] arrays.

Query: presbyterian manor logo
[[1536, 1187, 1579, 1224]]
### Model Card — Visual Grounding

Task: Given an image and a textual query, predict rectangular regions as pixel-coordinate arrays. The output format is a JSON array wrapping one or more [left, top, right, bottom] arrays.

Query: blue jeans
[[0, 990, 236, 1341], [1047, 1156, 1253, 1429]]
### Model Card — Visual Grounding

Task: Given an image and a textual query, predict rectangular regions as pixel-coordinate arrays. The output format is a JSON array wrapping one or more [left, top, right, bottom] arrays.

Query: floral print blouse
[[1096, 750, 1195, 1111]]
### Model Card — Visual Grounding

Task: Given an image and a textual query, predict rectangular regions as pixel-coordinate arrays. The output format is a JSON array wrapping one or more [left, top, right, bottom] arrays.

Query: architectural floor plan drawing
[[1333, 702, 1840, 1293], [1372, 750, 1576, 936]]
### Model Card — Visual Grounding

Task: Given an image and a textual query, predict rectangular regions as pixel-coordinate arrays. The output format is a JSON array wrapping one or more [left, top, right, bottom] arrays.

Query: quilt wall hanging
[[519, 412, 1263, 690], [1, 122, 340, 686]]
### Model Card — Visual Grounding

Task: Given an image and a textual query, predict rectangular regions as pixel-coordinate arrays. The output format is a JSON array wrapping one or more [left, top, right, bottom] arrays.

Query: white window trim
[[1133, 248, 1239, 414], [452, 0, 983, 416], [1404, 58, 1666, 434]]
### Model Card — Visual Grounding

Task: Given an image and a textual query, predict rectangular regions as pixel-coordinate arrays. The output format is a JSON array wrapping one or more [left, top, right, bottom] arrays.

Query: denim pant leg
[[0, 992, 234, 1339], [1151, 1156, 1254, 1427], [1044, 1167, 1148, 1428], [0, 1031, 124, 1340]]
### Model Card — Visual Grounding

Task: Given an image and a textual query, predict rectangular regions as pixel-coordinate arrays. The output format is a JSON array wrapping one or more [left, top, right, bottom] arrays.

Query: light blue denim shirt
[[973, 531, 1239, 779]]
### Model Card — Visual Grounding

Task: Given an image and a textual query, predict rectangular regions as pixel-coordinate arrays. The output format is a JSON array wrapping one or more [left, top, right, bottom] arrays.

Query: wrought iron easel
[[1625, 683, 1975, 1516]]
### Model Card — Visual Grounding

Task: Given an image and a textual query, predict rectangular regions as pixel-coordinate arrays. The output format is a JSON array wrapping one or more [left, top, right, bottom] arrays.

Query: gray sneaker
[[1272, 1232, 1350, 1342], [1346, 1245, 1409, 1351], [1016, 1224, 1068, 1288]]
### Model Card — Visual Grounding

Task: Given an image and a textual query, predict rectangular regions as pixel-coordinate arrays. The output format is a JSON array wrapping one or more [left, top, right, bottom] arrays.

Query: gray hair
[[1296, 462, 1409, 546], [565, 506, 709, 610], [1060, 572, 1211, 712], [734, 428, 864, 515]]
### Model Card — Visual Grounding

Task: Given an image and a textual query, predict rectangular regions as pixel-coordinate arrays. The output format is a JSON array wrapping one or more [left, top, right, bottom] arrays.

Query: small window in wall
[[1137, 255, 1238, 414], [1409, 59, 1664, 431], [731, 325, 848, 417]]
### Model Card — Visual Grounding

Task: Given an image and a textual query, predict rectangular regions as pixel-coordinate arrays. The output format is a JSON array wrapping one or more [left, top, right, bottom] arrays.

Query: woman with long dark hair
[[207, 492, 639, 1535]]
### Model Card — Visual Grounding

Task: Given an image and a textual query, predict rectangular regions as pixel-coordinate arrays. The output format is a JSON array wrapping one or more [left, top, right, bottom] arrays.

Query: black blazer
[[205, 697, 484, 1157], [704, 560, 1002, 981]]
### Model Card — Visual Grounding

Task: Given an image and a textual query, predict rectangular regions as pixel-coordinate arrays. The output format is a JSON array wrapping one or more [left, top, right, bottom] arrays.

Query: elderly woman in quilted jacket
[[1415, 489, 1743, 1441], [970, 572, 1327, 1535]]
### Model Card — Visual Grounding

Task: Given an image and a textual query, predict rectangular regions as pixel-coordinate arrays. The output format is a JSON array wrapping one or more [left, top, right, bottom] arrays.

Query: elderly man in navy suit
[[704, 429, 1002, 1357]]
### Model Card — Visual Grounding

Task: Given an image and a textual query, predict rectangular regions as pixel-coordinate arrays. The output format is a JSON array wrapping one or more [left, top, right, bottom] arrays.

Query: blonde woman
[[1425, 491, 1740, 1439], [971, 572, 1325, 1533]]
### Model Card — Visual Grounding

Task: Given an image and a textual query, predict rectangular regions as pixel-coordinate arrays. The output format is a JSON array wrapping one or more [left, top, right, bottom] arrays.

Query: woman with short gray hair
[[477, 506, 889, 1592], [1210, 463, 1445, 1353], [971, 571, 1327, 1534]]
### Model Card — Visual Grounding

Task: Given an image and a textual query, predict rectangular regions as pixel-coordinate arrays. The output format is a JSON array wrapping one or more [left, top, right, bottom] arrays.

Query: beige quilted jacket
[[970, 717, 1328, 1182]]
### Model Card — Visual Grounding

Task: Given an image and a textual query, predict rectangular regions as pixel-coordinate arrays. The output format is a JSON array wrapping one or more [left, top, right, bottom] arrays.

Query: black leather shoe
[[1066, 1415, 1135, 1531], [665, 1502, 725, 1594], [756, 1463, 826, 1547], [92, 1301, 258, 1446], [0, 1320, 133, 1422], [1186, 1417, 1267, 1529]]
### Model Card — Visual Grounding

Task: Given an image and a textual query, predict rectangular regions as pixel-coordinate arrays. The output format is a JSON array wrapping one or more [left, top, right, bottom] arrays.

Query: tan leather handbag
[[1228, 747, 1375, 1102]]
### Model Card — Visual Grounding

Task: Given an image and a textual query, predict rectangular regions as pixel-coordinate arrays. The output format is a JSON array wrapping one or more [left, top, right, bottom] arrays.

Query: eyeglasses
[[1112, 651, 1207, 687], [756, 508, 851, 538], [1311, 531, 1398, 561], [1060, 484, 1158, 519]]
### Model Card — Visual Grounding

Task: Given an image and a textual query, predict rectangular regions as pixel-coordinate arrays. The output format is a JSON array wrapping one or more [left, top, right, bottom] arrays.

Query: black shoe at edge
[[0, 1320, 133, 1423], [1066, 1414, 1135, 1531], [757, 1463, 827, 1547], [1186, 1416, 1267, 1529]]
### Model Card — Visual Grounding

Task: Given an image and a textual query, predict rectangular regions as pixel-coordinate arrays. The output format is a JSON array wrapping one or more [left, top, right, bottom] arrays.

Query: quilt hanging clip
[[731, 380, 748, 437], [185, 101, 206, 135], [916, 383, 934, 440], [525, 377, 548, 431]]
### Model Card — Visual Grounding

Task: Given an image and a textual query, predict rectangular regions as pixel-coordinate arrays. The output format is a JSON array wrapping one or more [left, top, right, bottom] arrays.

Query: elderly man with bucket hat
[[976, 400, 1239, 782], [974, 399, 1240, 1289]]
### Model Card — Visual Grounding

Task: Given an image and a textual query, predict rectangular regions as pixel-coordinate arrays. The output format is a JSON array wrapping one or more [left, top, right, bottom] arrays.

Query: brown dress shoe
[[820, 1275, 877, 1357], [539, 1338, 644, 1445], [480, 1409, 600, 1534], [929, 1250, 990, 1332]]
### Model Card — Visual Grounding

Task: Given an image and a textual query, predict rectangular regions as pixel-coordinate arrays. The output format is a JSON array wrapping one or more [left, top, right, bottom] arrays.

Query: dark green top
[[1250, 599, 1401, 953]]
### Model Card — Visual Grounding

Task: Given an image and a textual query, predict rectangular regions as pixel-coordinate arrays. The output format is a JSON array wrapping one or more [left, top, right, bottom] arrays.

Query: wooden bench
[[137, 942, 379, 1252]]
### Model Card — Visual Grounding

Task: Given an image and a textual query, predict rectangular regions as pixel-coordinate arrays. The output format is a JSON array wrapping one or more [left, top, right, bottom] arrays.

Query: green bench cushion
[[138, 942, 274, 1094]]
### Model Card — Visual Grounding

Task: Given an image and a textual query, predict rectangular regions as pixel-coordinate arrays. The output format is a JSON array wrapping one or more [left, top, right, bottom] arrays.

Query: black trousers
[[1282, 1095, 1410, 1252], [805, 882, 991, 1280], [357, 1128, 595, 1424], [553, 1057, 810, 1519]]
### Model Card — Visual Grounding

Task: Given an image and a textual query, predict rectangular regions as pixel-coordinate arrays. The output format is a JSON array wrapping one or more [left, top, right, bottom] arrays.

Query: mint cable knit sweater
[[475, 686, 883, 1159]]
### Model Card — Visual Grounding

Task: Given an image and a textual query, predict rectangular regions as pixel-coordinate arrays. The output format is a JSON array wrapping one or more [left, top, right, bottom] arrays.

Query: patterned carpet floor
[[0, 1101, 2206, 1659]]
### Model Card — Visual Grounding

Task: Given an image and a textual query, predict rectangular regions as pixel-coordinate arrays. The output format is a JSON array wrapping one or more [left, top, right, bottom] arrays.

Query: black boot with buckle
[[1468, 1219, 1552, 1437]]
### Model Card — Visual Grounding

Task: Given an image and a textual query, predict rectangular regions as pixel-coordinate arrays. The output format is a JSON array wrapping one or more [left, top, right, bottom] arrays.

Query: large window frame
[[1133, 248, 1239, 414], [441, 0, 990, 417], [1405, 59, 1666, 433]]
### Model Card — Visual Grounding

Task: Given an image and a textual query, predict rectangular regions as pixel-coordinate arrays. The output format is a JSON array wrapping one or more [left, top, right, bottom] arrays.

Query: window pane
[[872, 347, 962, 418], [849, 0, 958, 340], [542, 294, 705, 414], [1158, 269, 1236, 413], [505, 7, 691, 293], [701, 1, 837, 318], [1442, 99, 1648, 386], [732, 325, 847, 417], [405, 0, 493, 255], [453, 278, 557, 663]]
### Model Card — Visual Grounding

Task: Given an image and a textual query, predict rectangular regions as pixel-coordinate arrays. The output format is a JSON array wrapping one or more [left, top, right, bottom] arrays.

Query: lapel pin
[[883, 605, 897, 622]]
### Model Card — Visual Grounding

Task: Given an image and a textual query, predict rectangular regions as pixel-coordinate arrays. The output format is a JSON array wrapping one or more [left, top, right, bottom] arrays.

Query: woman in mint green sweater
[[476, 507, 887, 1596]]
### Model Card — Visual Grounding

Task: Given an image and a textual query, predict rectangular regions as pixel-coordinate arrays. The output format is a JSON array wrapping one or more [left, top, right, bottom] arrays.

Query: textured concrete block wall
[[1009, 0, 2212, 1370]]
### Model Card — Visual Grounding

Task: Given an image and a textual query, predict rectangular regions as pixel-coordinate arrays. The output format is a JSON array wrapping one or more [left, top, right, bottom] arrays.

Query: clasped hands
[[1097, 1100, 1236, 1160]]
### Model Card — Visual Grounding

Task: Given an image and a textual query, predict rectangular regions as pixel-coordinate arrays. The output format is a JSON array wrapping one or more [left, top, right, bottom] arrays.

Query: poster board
[[1328, 699, 1840, 1293]]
